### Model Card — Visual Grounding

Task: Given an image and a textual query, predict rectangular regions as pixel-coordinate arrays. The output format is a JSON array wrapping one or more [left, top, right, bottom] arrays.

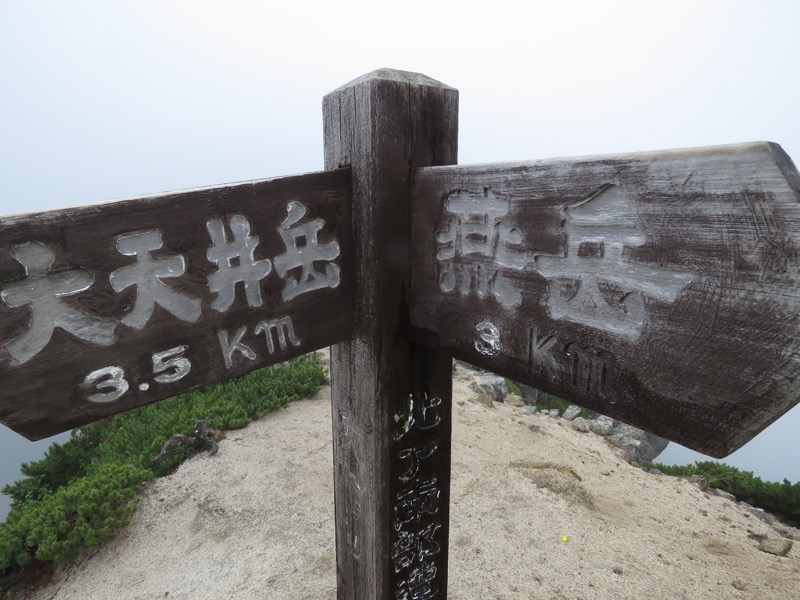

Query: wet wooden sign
[[5, 69, 800, 600], [0, 169, 353, 439], [411, 142, 800, 457]]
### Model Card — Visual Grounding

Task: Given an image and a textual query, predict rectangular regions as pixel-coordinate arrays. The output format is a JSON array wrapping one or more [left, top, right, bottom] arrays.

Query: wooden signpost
[[323, 70, 457, 599], [3, 69, 800, 598]]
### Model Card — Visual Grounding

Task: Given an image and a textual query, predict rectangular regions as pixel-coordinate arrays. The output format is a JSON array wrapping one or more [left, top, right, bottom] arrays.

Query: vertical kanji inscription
[[392, 392, 444, 600]]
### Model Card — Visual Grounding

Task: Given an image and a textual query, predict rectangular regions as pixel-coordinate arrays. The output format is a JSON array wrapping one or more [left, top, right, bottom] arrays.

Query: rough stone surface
[[505, 393, 525, 407], [590, 416, 615, 436], [562, 405, 582, 421], [571, 416, 591, 433], [473, 393, 495, 409], [758, 537, 793, 556], [470, 375, 508, 403], [608, 424, 669, 464]]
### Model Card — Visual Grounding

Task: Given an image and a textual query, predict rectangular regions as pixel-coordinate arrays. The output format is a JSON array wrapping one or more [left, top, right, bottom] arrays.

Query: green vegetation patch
[[0, 355, 326, 590], [644, 460, 800, 525]]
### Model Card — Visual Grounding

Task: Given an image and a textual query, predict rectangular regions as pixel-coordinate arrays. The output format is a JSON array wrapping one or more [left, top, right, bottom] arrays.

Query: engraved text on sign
[[392, 392, 444, 599], [413, 144, 800, 456], [435, 185, 693, 338], [0, 169, 352, 439]]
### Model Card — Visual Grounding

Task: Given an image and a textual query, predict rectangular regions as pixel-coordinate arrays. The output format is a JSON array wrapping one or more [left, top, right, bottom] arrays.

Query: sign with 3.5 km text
[[0, 169, 353, 439], [411, 142, 800, 457]]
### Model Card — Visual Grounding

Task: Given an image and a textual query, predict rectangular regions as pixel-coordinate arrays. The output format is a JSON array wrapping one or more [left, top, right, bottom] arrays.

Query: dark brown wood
[[411, 142, 800, 458], [0, 169, 353, 439], [324, 69, 457, 599]]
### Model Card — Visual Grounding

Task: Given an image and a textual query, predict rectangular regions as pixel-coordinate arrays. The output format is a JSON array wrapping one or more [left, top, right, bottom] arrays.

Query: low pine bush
[[0, 355, 326, 591], [0, 463, 151, 569], [644, 460, 800, 525]]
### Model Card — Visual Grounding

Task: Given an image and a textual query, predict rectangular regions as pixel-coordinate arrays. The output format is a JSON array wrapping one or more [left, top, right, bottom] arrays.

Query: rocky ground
[[17, 358, 799, 599]]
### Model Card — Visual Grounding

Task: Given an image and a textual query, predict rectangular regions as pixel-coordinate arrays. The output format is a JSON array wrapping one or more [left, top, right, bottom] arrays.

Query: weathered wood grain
[[411, 142, 800, 457], [0, 169, 353, 439], [324, 69, 457, 599]]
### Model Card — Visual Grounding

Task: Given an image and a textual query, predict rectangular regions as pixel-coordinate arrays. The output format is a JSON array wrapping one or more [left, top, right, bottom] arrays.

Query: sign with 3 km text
[[411, 142, 800, 457]]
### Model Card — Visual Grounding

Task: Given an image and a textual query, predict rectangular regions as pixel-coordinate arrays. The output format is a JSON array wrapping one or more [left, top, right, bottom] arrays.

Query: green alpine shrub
[[644, 460, 800, 525], [0, 355, 326, 591]]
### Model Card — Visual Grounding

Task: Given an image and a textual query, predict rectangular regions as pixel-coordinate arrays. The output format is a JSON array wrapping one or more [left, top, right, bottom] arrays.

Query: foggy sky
[[1, 0, 799, 497]]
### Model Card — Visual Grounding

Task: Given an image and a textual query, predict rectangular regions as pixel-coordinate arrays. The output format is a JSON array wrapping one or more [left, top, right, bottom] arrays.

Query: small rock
[[602, 420, 669, 464], [470, 375, 509, 402], [687, 474, 709, 492], [571, 417, 590, 433], [562, 405, 582, 421], [647, 468, 663, 475], [589, 416, 614, 436], [548, 408, 560, 418], [505, 393, 525, 407], [473, 394, 495, 408], [612, 567, 623, 575], [758, 537, 793, 556], [732, 579, 749, 591]]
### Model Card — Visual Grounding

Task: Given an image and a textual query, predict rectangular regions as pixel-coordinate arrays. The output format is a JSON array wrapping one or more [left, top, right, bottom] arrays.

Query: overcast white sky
[[1, 1, 799, 484]]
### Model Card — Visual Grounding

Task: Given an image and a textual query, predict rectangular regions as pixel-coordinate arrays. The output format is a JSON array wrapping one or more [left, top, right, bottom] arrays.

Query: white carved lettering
[[535, 185, 693, 338], [254, 316, 301, 354], [110, 230, 201, 328], [0, 242, 116, 364], [393, 392, 442, 441], [2, 202, 339, 364], [217, 325, 257, 369], [392, 388, 443, 598], [274, 201, 341, 302], [78, 345, 192, 404], [528, 327, 558, 379], [151, 345, 191, 383], [81, 365, 129, 403], [474, 320, 501, 356], [206, 215, 272, 312], [398, 442, 438, 484], [435, 188, 527, 308], [218, 315, 301, 369]]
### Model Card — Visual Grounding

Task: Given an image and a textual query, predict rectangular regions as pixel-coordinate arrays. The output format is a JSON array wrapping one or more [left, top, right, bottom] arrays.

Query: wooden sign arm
[[410, 141, 800, 458]]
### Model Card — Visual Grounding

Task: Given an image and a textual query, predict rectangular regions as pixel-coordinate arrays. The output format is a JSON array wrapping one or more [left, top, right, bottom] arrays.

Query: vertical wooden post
[[323, 70, 458, 598]]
